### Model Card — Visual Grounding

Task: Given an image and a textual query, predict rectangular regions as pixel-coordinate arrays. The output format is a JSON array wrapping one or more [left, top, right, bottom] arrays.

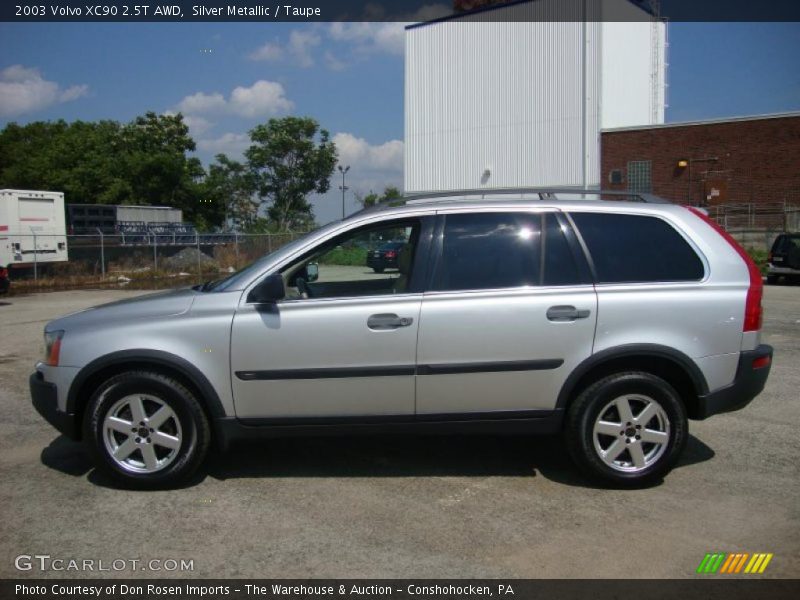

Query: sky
[[0, 20, 798, 224]]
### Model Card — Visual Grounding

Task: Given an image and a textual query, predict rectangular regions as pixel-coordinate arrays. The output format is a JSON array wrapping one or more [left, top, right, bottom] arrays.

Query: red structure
[[600, 113, 800, 207]]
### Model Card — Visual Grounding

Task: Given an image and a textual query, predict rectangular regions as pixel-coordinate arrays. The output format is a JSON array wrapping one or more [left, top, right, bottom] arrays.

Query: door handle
[[546, 305, 591, 322], [367, 313, 413, 330]]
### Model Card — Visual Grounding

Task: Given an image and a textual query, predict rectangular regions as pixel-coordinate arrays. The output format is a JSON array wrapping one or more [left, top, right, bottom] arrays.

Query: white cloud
[[197, 132, 250, 157], [323, 50, 347, 71], [326, 5, 450, 58], [248, 40, 283, 62], [311, 133, 405, 224], [163, 110, 214, 136], [175, 91, 226, 114], [287, 30, 321, 67], [333, 132, 404, 172], [229, 81, 293, 117], [249, 30, 321, 67], [328, 22, 406, 56], [0, 65, 88, 117], [174, 80, 293, 118], [181, 115, 213, 136]]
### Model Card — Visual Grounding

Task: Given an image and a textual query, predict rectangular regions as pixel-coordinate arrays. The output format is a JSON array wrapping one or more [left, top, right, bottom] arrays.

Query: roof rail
[[402, 187, 670, 204], [349, 187, 670, 218]]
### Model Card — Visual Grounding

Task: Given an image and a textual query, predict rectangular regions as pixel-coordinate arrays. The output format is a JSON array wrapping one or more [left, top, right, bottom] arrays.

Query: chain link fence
[[707, 202, 800, 231], [4, 201, 800, 292], [707, 202, 800, 253], [2, 231, 308, 290]]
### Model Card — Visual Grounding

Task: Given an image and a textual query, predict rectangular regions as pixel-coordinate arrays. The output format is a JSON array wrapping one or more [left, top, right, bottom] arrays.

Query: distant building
[[601, 112, 800, 206], [67, 204, 184, 234], [405, 0, 666, 192]]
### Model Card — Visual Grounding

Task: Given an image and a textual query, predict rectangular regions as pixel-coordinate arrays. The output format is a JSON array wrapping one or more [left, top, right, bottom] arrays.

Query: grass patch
[[318, 246, 368, 266]]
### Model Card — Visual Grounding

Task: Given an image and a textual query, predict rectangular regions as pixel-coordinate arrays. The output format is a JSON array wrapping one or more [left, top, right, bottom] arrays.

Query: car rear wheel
[[373, 267, 385, 273], [84, 371, 210, 489], [766, 274, 779, 285], [565, 371, 688, 487]]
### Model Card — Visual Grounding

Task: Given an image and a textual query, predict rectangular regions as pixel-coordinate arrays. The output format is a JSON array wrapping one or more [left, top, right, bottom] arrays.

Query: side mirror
[[247, 273, 285, 304], [306, 262, 319, 282]]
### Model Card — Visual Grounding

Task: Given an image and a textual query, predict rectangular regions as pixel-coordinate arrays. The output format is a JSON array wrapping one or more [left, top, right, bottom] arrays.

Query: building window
[[627, 160, 652, 193], [608, 169, 624, 185]]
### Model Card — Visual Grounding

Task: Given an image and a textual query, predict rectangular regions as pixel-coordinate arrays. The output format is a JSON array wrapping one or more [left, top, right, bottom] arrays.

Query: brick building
[[601, 112, 800, 207]]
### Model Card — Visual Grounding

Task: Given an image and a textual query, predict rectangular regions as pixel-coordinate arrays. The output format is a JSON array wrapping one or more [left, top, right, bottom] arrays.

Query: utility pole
[[338, 164, 350, 219]]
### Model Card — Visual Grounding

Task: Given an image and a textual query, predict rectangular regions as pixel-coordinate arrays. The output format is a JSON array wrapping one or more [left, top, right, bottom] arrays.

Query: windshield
[[201, 225, 338, 292]]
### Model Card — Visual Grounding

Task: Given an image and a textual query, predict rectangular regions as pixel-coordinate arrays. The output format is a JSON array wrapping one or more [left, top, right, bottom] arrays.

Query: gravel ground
[[0, 286, 798, 579]]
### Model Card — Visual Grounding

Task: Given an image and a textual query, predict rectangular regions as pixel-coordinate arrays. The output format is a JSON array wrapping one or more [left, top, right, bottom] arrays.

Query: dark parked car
[[767, 233, 800, 284], [366, 241, 405, 273], [0, 266, 9, 295]]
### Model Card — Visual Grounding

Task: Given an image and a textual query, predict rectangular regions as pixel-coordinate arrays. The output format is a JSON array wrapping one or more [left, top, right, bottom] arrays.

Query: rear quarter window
[[570, 212, 704, 284]]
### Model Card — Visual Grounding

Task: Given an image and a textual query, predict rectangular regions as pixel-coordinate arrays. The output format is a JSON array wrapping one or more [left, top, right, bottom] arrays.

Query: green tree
[[119, 112, 200, 209], [0, 119, 129, 203], [245, 117, 337, 231], [203, 154, 259, 231], [0, 112, 214, 225], [356, 185, 403, 209]]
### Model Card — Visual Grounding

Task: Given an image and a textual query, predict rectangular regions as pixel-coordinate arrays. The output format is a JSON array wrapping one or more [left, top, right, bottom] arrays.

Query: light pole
[[338, 164, 350, 219]]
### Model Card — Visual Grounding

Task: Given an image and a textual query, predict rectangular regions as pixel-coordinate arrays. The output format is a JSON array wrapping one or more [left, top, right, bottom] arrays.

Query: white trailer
[[0, 189, 69, 270]]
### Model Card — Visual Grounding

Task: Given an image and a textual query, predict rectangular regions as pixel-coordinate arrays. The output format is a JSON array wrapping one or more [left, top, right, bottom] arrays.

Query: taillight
[[752, 355, 771, 370], [687, 207, 763, 332], [384, 250, 397, 259], [0, 267, 7, 278], [767, 252, 773, 263]]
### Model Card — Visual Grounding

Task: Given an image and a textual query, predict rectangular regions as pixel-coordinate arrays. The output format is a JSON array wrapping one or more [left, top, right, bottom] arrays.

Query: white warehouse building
[[404, 0, 666, 193]]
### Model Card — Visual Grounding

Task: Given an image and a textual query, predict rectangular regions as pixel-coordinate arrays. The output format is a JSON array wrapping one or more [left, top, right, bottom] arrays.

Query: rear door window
[[432, 212, 583, 291], [570, 212, 704, 283]]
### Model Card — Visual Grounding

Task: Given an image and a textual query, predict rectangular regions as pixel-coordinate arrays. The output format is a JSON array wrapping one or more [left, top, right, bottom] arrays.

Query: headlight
[[44, 330, 64, 366]]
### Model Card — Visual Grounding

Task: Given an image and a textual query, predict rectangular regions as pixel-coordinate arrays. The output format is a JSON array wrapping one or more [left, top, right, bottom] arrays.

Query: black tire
[[373, 267, 385, 273], [565, 371, 688, 487], [766, 274, 779, 285], [83, 371, 211, 489]]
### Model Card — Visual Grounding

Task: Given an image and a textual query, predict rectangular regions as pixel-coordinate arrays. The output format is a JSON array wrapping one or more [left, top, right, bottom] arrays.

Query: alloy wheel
[[592, 394, 670, 473], [102, 394, 182, 474]]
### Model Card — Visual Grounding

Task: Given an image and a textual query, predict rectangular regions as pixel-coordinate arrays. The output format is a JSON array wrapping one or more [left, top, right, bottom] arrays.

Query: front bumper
[[30, 371, 79, 439], [695, 344, 773, 419]]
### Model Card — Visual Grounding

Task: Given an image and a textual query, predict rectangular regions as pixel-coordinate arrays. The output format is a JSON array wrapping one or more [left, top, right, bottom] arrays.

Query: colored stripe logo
[[696, 552, 773, 574]]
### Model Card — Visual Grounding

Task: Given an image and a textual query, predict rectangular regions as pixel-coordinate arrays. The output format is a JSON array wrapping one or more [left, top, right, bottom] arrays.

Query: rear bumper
[[30, 371, 79, 439], [366, 257, 397, 269], [767, 264, 799, 275], [695, 344, 773, 420]]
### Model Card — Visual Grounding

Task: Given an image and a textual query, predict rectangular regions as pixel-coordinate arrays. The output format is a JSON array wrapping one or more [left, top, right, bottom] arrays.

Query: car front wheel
[[84, 371, 210, 489], [565, 371, 688, 487]]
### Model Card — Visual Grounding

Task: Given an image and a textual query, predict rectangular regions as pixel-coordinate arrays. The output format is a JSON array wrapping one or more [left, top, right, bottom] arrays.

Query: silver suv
[[30, 190, 773, 488]]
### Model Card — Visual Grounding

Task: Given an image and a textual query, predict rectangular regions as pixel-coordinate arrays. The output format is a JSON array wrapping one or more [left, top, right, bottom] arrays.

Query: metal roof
[[602, 111, 800, 133]]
